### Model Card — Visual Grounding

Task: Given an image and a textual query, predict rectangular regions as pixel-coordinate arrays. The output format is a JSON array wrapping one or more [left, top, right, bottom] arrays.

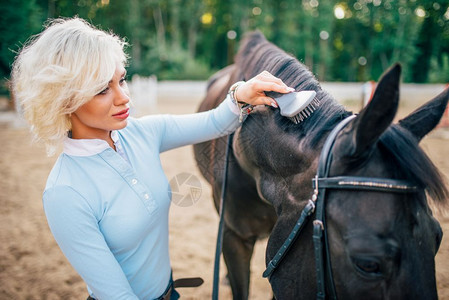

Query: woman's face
[[70, 64, 130, 140]]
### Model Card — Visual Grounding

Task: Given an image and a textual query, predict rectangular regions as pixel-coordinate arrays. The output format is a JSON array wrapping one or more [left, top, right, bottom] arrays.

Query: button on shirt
[[43, 96, 240, 300]]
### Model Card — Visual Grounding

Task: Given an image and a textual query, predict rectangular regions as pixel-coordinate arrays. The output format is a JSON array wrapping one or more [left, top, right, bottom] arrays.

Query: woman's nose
[[114, 86, 130, 105]]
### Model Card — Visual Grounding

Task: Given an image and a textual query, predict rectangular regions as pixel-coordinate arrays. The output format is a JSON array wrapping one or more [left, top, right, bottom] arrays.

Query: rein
[[212, 134, 233, 300], [263, 115, 419, 299]]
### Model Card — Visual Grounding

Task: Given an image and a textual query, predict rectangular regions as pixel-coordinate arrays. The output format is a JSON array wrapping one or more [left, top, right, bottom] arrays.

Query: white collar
[[63, 131, 119, 156]]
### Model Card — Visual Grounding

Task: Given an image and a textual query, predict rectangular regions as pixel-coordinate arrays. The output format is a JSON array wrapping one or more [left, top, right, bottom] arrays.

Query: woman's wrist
[[228, 81, 253, 123], [229, 81, 246, 104]]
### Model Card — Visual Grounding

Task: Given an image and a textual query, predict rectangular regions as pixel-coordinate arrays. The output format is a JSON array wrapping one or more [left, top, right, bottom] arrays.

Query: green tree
[[0, 0, 43, 93], [1, 0, 448, 84], [411, 0, 449, 83]]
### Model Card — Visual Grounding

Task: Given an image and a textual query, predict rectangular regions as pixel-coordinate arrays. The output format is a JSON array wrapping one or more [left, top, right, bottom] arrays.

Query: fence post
[[129, 75, 158, 115], [361, 80, 376, 109]]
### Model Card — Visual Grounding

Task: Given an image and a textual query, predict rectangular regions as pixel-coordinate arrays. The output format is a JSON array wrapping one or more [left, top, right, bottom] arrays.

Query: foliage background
[[1, 0, 448, 94]]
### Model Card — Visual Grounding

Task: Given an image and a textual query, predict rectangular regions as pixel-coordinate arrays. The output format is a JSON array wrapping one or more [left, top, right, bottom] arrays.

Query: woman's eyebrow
[[108, 71, 126, 84]]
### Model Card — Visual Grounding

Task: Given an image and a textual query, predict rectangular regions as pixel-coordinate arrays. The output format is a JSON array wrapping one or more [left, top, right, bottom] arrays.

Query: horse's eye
[[352, 257, 382, 278]]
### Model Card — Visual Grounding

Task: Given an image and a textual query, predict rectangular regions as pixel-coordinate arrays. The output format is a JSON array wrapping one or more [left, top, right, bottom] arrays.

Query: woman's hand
[[234, 71, 294, 108]]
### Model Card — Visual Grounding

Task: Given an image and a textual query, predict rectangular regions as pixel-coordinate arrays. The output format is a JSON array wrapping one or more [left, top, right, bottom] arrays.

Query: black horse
[[193, 32, 448, 299]]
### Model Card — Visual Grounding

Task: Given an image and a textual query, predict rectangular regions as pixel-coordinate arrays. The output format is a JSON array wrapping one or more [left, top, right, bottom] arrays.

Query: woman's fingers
[[251, 81, 294, 94], [260, 97, 279, 108], [257, 71, 292, 88], [234, 71, 294, 106], [253, 71, 294, 93]]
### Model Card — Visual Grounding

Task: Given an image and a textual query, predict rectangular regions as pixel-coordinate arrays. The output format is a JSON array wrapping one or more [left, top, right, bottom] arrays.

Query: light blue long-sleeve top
[[43, 96, 241, 299]]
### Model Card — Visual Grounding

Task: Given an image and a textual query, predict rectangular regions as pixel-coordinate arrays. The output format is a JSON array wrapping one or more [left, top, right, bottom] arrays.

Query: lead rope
[[212, 134, 232, 300]]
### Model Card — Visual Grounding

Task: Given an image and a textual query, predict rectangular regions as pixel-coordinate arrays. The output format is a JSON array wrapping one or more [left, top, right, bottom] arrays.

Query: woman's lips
[[112, 108, 129, 120]]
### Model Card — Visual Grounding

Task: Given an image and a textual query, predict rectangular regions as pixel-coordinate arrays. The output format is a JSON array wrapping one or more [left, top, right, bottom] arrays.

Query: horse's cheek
[[232, 131, 259, 177]]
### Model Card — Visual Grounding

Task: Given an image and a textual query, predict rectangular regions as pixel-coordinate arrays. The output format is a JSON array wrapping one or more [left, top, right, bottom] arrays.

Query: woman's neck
[[70, 130, 116, 150]]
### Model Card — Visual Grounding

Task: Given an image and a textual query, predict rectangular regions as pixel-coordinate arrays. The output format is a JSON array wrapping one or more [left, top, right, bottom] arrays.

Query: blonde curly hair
[[11, 17, 128, 155]]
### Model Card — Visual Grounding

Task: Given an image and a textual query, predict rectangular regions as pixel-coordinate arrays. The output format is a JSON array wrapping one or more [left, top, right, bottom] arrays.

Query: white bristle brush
[[275, 91, 319, 124]]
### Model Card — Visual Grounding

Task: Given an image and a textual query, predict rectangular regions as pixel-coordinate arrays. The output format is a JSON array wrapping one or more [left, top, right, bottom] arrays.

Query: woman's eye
[[120, 77, 127, 85], [98, 87, 109, 95]]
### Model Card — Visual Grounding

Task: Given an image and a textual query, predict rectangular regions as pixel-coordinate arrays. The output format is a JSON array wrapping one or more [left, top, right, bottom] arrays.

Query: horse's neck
[[233, 108, 318, 211]]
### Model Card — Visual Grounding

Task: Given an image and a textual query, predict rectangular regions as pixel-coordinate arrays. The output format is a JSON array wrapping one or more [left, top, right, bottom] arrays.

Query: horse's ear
[[398, 87, 449, 142], [336, 64, 401, 159]]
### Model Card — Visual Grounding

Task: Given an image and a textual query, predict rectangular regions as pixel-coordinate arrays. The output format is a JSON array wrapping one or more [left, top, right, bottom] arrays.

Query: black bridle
[[262, 115, 419, 299]]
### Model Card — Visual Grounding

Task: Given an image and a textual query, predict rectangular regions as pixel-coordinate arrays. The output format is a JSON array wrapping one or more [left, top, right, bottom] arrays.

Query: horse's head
[[319, 64, 448, 299]]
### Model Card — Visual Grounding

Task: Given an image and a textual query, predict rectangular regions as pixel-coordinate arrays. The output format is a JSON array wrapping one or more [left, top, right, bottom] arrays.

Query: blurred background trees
[[1, 0, 448, 94]]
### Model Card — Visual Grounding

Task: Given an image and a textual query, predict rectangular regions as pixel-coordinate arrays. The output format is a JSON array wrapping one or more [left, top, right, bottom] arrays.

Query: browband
[[313, 176, 418, 193]]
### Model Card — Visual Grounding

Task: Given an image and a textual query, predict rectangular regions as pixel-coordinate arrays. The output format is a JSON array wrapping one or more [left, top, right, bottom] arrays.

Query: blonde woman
[[11, 17, 293, 300]]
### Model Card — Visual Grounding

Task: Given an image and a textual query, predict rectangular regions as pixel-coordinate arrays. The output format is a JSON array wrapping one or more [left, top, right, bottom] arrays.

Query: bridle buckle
[[313, 220, 324, 230]]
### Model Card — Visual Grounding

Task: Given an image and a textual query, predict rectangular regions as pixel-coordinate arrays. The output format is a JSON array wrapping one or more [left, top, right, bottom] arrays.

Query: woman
[[11, 17, 293, 299]]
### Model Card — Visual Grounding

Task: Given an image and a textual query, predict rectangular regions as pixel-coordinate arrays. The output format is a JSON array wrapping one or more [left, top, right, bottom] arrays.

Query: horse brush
[[275, 91, 319, 124]]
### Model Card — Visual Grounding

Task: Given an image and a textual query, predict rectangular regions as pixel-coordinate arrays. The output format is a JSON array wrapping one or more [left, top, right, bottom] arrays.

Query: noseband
[[263, 115, 419, 299]]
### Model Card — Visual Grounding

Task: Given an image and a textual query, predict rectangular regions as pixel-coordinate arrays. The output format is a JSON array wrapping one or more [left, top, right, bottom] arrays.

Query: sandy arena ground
[[0, 97, 448, 299]]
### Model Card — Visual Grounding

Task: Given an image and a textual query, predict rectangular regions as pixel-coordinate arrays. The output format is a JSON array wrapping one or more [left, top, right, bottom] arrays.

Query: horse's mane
[[234, 31, 448, 206], [234, 31, 351, 147]]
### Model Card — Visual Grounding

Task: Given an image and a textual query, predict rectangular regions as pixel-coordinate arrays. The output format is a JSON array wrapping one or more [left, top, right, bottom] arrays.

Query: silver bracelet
[[228, 81, 253, 123]]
